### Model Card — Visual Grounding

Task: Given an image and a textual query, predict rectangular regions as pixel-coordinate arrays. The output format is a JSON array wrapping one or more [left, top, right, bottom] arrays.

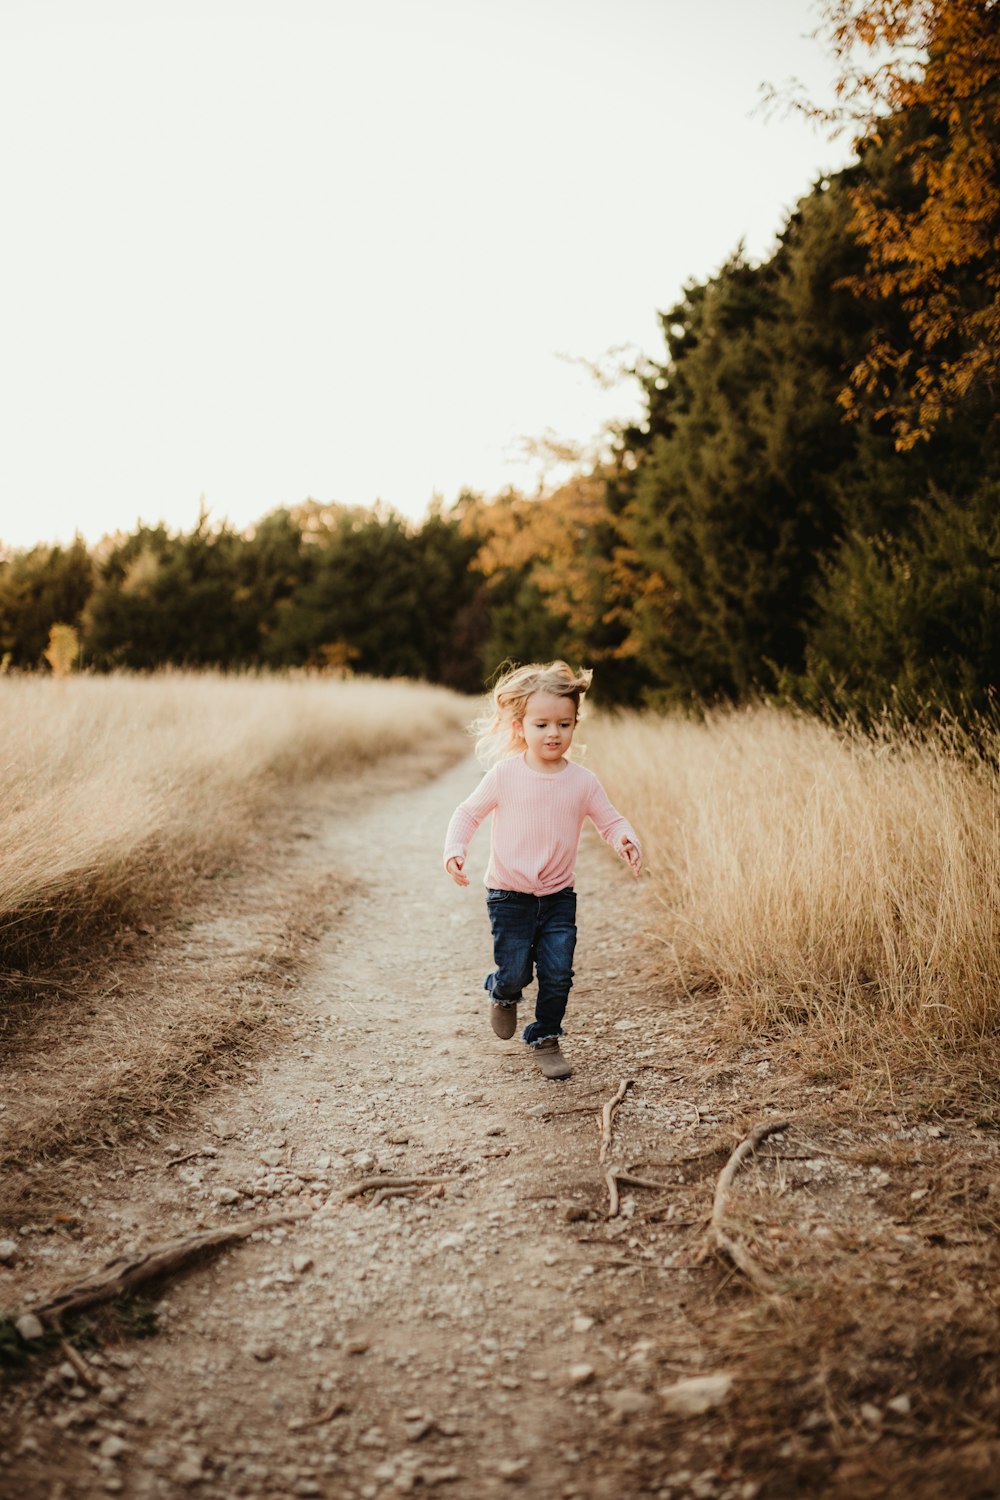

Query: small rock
[[604, 1388, 655, 1421], [315, 1154, 332, 1169], [99, 1436, 128, 1460], [526, 1104, 549, 1119], [423, 1466, 460, 1487], [484, 1125, 506, 1137], [658, 1373, 734, 1415], [572, 1315, 594, 1333], [214, 1186, 241, 1205], [387, 1131, 410, 1145], [567, 1363, 595, 1387], [15, 1313, 45, 1341], [860, 1402, 883, 1426], [172, 1451, 206, 1485], [910, 1188, 929, 1201], [260, 1148, 284, 1167], [351, 1151, 376, 1172], [345, 1337, 369, 1355], [404, 1418, 434, 1442], [98, 1385, 125, 1406], [497, 1457, 529, 1480], [887, 1394, 912, 1416], [292, 1254, 313, 1275], [0, 1239, 18, 1264]]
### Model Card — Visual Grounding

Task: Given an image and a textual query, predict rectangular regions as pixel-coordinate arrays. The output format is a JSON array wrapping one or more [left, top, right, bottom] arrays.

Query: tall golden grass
[[587, 707, 1000, 1067], [0, 672, 468, 945]]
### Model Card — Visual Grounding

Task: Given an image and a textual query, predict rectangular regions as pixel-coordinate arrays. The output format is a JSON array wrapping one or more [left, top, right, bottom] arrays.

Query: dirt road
[[4, 754, 999, 1500]]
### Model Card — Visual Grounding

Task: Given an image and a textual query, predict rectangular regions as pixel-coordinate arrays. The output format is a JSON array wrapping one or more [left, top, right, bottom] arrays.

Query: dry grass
[[0, 672, 468, 957], [586, 706, 1000, 1092], [0, 674, 469, 1194]]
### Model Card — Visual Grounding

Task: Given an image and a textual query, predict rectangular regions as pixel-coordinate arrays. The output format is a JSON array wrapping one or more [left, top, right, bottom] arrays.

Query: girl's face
[[514, 690, 577, 770]]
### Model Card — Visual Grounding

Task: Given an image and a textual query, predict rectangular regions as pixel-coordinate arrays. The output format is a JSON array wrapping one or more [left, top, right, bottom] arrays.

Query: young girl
[[443, 661, 641, 1080]]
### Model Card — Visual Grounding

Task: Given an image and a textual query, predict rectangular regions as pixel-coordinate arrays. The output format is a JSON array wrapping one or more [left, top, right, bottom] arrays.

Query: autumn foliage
[[825, 0, 1000, 447]]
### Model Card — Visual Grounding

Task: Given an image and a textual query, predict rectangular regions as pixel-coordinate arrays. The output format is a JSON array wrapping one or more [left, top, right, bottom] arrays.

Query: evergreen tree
[[0, 539, 93, 667]]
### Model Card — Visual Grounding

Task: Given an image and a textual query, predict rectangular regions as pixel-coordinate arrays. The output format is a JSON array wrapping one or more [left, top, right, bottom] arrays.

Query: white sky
[[0, 0, 853, 551]]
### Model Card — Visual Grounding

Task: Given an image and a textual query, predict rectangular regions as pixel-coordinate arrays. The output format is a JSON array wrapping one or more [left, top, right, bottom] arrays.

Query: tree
[[83, 515, 254, 669], [0, 539, 93, 667], [792, 478, 1000, 720], [819, 0, 1000, 448], [615, 173, 905, 704]]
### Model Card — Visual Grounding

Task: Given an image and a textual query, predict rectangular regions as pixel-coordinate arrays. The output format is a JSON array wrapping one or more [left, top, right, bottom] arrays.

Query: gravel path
[[5, 757, 735, 1500], [7, 755, 997, 1500]]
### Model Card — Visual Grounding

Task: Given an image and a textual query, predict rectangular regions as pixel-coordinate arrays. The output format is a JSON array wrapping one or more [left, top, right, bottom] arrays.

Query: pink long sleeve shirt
[[443, 753, 640, 896]]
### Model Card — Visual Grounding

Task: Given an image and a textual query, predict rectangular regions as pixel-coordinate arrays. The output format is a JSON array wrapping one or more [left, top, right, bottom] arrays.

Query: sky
[[0, 0, 855, 551]]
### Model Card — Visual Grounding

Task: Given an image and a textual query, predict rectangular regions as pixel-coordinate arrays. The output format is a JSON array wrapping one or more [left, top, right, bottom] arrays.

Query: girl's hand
[[446, 856, 470, 888], [620, 837, 642, 877]]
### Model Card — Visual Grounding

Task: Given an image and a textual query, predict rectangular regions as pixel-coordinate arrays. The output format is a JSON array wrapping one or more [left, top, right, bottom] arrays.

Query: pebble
[[15, 1313, 45, 1341], [0, 1238, 18, 1264], [352, 1151, 377, 1172], [214, 1187, 241, 1204], [173, 1452, 206, 1485], [572, 1315, 594, 1333], [99, 1436, 129, 1460], [260, 1148, 284, 1167], [345, 1337, 370, 1355], [604, 1388, 654, 1421], [567, 1364, 595, 1386], [292, 1254, 314, 1275], [887, 1394, 912, 1416], [658, 1373, 734, 1415]]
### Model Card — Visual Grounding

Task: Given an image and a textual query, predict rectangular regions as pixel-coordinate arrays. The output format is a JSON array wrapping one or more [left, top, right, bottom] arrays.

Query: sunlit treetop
[[817, 0, 1000, 448]]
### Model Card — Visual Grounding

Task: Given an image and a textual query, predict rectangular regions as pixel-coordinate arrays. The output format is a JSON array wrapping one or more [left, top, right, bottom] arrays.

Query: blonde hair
[[473, 660, 593, 768]]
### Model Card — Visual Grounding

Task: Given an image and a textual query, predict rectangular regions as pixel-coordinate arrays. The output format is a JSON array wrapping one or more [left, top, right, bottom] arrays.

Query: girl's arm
[[586, 779, 643, 878], [443, 768, 499, 887]]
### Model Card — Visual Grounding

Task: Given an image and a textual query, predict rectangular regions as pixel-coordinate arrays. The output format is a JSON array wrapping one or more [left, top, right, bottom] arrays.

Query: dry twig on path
[[23, 1209, 310, 1330], [598, 1079, 631, 1165], [343, 1174, 457, 1201], [59, 1338, 99, 1388], [706, 1120, 789, 1290], [596, 1079, 633, 1217]]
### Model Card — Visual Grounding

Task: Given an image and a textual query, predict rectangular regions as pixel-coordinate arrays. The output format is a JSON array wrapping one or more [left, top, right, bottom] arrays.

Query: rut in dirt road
[[4, 755, 758, 1500]]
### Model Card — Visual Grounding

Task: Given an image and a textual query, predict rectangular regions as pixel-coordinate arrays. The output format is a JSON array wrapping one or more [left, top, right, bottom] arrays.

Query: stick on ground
[[343, 1174, 457, 1201], [24, 1209, 310, 1330], [598, 1079, 631, 1166], [707, 1120, 789, 1289]]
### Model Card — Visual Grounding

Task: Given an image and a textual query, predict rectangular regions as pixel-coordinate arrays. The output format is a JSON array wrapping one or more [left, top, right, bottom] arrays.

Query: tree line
[[2, 0, 998, 720]]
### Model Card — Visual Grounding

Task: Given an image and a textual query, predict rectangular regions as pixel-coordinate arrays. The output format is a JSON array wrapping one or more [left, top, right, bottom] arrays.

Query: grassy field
[[0, 671, 468, 954], [0, 673, 470, 1179], [587, 705, 1000, 1099]]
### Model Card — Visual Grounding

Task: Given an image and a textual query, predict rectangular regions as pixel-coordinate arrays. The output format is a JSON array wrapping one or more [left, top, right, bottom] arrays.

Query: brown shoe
[[532, 1038, 571, 1080], [490, 1002, 518, 1040]]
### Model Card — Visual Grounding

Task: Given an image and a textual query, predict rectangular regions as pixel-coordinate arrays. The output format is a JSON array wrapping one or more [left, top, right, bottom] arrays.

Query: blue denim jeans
[[484, 887, 577, 1046]]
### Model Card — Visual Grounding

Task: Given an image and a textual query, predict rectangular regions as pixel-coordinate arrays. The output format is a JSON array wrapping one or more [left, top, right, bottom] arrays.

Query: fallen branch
[[290, 1400, 348, 1430], [343, 1174, 457, 1200], [598, 1079, 631, 1165], [369, 1186, 420, 1209], [59, 1339, 98, 1388], [614, 1173, 674, 1191], [707, 1120, 789, 1290], [24, 1209, 309, 1330]]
